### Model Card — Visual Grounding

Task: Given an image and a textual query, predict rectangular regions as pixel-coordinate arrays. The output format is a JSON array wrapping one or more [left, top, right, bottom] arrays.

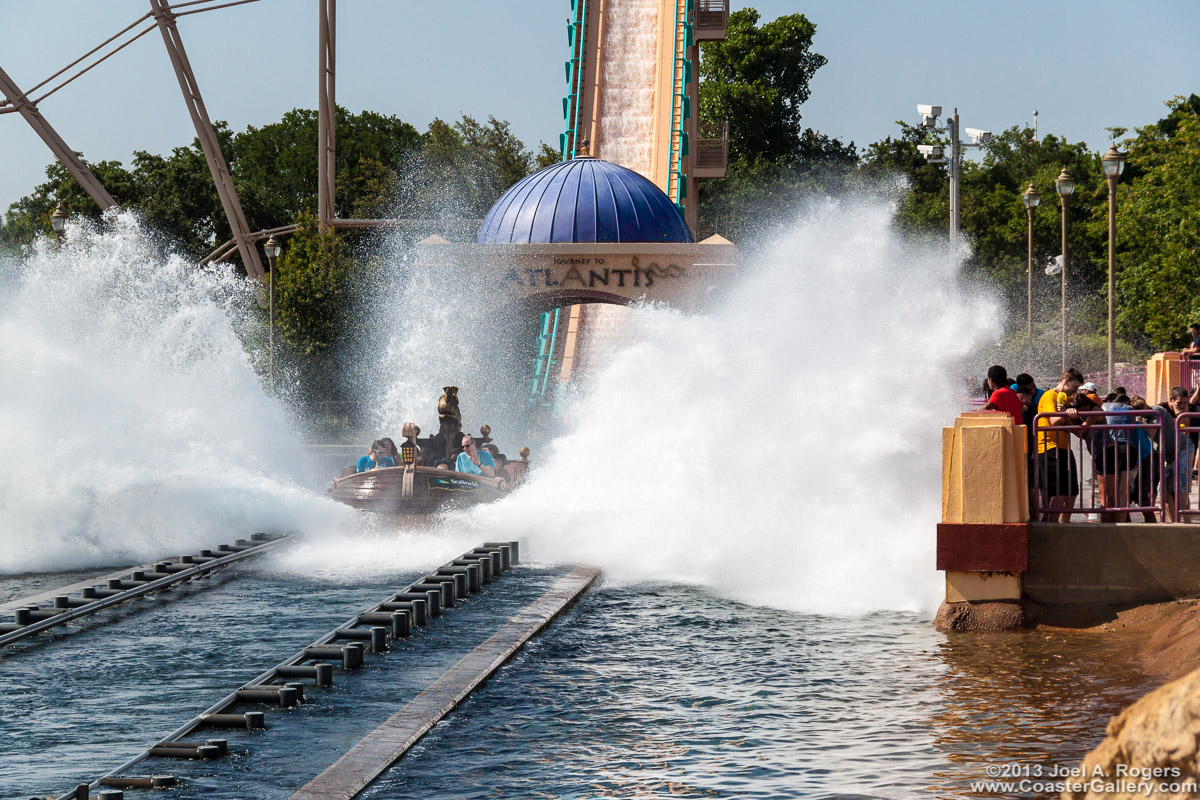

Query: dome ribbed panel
[[477, 157, 693, 244]]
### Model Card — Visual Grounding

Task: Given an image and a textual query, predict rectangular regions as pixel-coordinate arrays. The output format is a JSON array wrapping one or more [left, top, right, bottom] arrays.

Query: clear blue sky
[[1, 0, 1196, 215]]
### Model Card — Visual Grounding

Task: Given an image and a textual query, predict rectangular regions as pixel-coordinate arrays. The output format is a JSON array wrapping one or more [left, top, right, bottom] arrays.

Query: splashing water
[[448, 197, 998, 615], [0, 197, 997, 617], [0, 212, 347, 573]]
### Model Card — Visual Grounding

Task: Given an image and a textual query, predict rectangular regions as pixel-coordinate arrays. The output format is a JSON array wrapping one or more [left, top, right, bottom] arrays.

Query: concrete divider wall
[[1024, 523, 1200, 605]]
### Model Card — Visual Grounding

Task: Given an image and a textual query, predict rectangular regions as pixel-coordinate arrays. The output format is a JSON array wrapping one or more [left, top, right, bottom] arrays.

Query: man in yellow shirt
[[1036, 368, 1084, 521]]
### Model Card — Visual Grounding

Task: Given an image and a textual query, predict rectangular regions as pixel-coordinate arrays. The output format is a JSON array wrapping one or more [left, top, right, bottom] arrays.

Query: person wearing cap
[[982, 365, 1023, 427], [1072, 382, 1106, 478], [1035, 368, 1084, 521]]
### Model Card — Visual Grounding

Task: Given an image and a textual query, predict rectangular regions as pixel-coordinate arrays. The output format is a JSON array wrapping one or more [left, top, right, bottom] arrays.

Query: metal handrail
[[1172, 412, 1200, 521], [694, 121, 728, 169], [666, 0, 691, 210], [1031, 408, 1167, 521], [694, 0, 729, 30]]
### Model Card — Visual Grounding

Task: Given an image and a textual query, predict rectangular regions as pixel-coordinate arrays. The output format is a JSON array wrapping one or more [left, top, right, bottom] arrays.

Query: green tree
[[396, 115, 533, 218], [270, 211, 357, 403], [698, 8, 829, 165], [0, 158, 140, 250], [535, 142, 560, 170], [1113, 96, 1200, 349], [960, 128, 1104, 297], [131, 131, 225, 254], [1, 107, 424, 260], [274, 211, 352, 357], [857, 119, 1112, 365], [694, 8, 854, 239], [232, 107, 420, 230], [858, 120, 950, 238]]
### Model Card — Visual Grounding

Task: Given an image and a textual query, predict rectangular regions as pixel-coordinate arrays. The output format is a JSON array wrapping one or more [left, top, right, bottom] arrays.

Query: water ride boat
[[327, 389, 528, 515], [328, 463, 512, 514]]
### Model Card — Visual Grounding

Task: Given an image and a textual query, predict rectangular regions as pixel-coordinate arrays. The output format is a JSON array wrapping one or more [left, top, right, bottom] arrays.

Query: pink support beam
[[149, 0, 265, 278], [317, 0, 336, 227], [0, 64, 117, 211]]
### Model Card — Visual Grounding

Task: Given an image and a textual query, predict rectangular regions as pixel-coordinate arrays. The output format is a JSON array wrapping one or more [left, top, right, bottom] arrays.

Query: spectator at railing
[[1096, 393, 1135, 522], [1128, 396, 1159, 523], [1072, 382, 1106, 480], [1035, 369, 1084, 522], [1014, 384, 1035, 414], [1155, 386, 1200, 522], [1181, 323, 1200, 358], [1014, 383, 1038, 516], [1014, 374, 1044, 415], [982, 365, 1022, 426]]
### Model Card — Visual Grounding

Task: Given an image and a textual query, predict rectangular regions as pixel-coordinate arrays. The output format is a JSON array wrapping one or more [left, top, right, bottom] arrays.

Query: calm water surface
[[0, 559, 1158, 799]]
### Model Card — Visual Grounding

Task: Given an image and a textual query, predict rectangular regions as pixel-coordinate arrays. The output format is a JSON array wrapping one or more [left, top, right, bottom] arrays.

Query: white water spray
[[0, 212, 347, 573], [451, 197, 998, 615]]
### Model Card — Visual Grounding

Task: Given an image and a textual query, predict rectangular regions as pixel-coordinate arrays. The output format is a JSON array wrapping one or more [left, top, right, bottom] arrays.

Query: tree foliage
[[4, 7, 1198, 380], [1112, 96, 1200, 348], [274, 211, 352, 358], [269, 211, 356, 403], [698, 8, 828, 165], [695, 8, 855, 240], [393, 115, 533, 218], [0, 108, 503, 259]]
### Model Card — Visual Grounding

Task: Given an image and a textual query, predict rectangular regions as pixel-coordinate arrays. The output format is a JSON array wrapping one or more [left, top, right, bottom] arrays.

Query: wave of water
[[0, 198, 997, 617], [448, 197, 997, 615], [0, 212, 347, 573]]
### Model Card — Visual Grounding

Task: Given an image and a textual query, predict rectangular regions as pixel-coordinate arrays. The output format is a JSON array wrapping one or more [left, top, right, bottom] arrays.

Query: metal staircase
[[527, 308, 563, 412], [666, 0, 693, 211], [560, 0, 589, 160]]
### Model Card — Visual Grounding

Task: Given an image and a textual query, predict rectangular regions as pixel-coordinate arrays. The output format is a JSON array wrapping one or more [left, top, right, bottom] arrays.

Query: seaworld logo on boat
[[427, 475, 482, 492]]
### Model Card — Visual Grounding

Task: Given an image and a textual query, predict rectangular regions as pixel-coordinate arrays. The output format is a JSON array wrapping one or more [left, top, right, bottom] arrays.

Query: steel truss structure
[[0, 0, 391, 277]]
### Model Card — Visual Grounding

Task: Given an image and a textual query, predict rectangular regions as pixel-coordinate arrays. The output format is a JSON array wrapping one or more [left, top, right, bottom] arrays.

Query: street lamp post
[[1022, 183, 1040, 370], [1055, 168, 1075, 372], [49, 202, 66, 248], [915, 105, 990, 252], [1102, 145, 1127, 391], [263, 235, 281, 387]]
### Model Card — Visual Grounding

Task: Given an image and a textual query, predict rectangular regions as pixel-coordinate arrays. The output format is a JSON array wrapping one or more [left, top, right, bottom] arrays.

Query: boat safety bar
[[50, 541, 520, 800], [0, 533, 287, 649]]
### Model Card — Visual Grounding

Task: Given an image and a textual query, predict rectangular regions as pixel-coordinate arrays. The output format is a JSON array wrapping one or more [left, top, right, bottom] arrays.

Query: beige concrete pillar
[[1146, 352, 1181, 406], [941, 413, 1028, 603]]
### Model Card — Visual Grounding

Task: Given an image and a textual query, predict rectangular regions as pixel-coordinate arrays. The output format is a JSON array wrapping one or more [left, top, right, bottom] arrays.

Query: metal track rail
[[0, 533, 286, 649], [51, 541, 519, 800]]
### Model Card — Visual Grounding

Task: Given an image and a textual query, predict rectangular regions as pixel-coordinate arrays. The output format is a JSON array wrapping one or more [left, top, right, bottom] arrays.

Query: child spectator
[[982, 365, 1023, 426]]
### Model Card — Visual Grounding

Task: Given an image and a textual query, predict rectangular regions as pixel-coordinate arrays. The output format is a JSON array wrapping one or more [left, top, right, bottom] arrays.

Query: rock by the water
[[1063, 666, 1200, 799], [934, 600, 1024, 632]]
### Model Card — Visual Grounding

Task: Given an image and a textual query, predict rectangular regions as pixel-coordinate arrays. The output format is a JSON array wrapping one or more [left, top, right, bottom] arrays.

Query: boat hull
[[328, 465, 507, 514]]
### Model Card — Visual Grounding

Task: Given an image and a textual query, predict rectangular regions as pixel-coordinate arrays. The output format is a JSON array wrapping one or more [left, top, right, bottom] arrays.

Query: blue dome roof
[[477, 157, 693, 244]]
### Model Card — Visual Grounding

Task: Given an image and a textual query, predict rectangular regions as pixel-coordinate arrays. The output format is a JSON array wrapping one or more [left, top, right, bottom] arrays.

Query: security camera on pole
[[915, 105, 990, 253]]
